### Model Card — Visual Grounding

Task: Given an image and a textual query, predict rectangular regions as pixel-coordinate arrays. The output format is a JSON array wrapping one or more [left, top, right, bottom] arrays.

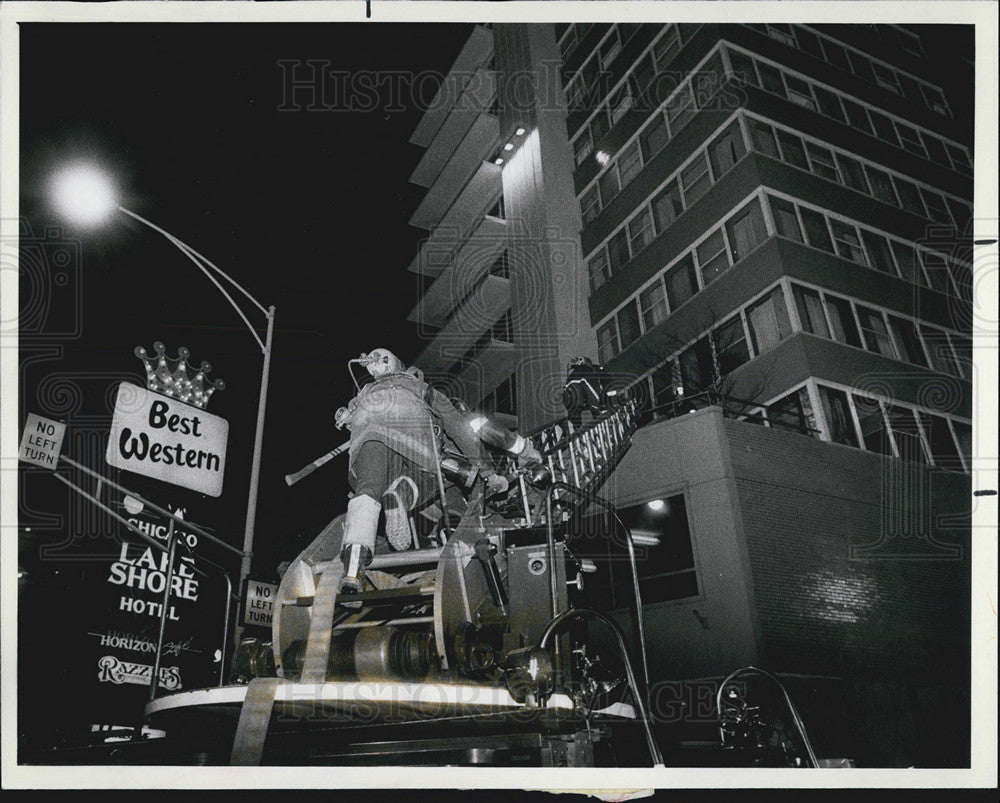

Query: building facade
[[403, 22, 974, 767]]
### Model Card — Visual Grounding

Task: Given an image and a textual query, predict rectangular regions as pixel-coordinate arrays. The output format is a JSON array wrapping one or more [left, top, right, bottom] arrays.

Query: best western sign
[[106, 382, 229, 497]]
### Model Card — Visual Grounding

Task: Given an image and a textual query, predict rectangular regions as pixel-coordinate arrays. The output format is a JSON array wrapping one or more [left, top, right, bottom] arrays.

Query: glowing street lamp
[[52, 162, 273, 646]]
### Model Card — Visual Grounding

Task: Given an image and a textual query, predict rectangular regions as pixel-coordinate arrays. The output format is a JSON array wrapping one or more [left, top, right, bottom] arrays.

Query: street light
[[52, 163, 273, 646]]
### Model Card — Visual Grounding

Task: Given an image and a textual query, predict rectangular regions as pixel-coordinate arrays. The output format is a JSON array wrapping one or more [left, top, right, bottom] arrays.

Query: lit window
[[639, 281, 668, 332]]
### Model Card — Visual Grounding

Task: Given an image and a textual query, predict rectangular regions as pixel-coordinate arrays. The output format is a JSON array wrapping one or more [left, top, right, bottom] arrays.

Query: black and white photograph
[[1, 0, 996, 790]]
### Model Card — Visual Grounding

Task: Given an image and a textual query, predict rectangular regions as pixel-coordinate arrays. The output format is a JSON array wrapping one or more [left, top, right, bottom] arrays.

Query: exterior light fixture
[[504, 142, 514, 151], [494, 158, 504, 166], [646, 499, 666, 512], [595, 150, 610, 166], [515, 127, 526, 136]]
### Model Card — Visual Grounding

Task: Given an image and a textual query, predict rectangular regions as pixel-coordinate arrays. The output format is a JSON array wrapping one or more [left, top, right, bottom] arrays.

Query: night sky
[[19, 22, 475, 577]]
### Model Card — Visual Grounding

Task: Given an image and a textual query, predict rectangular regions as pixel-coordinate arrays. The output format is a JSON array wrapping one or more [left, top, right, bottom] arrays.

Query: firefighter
[[562, 356, 609, 428], [334, 348, 506, 596], [450, 397, 544, 470]]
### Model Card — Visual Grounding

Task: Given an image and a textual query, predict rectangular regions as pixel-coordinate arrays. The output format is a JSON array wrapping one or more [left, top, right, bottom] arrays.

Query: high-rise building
[[403, 22, 974, 767]]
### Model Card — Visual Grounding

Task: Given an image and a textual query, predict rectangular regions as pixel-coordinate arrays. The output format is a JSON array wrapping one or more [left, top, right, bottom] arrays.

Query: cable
[[539, 608, 664, 768], [715, 665, 820, 768]]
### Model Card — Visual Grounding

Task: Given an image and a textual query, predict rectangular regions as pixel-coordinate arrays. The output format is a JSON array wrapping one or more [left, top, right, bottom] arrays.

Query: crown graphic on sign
[[134, 342, 225, 409]]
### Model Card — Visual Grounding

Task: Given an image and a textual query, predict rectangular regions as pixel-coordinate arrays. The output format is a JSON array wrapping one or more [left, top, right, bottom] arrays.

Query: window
[[887, 315, 928, 367], [952, 421, 972, 469], [822, 40, 851, 72], [814, 86, 846, 122], [727, 48, 759, 87], [597, 320, 619, 363], [725, 199, 766, 262], [768, 387, 816, 434], [651, 360, 679, 406], [852, 394, 892, 455], [581, 186, 601, 226], [795, 27, 824, 59], [947, 198, 972, 232], [896, 27, 924, 58], [893, 178, 926, 217], [922, 134, 950, 166], [758, 62, 786, 97], [628, 208, 655, 255], [714, 316, 751, 375], [707, 122, 746, 179], [920, 250, 953, 294], [696, 229, 729, 285], [653, 25, 682, 71], [492, 374, 517, 416], [830, 219, 866, 265], [856, 306, 896, 357], [749, 119, 780, 158], [837, 154, 870, 194], [766, 23, 796, 47], [793, 285, 831, 339], [800, 207, 834, 252], [652, 181, 683, 232], [895, 122, 927, 157], [842, 99, 873, 135], [818, 385, 860, 447], [618, 142, 643, 186], [588, 249, 612, 291], [784, 75, 817, 110], [639, 113, 669, 161], [885, 404, 929, 463], [607, 229, 630, 271], [920, 84, 949, 116], [919, 189, 952, 224], [574, 130, 593, 165], [679, 337, 714, 393], [599, 29, 622, 69], [617, 302, 641, 351], [805, 142, 840, 182], [639, 282, 668, 331], [776, 130, 809, 170], [665, 83, 696, 134], [890, 241, 922, 285], [825, 295, 863, 348], [872, 62, 902, 95], [917, 412, 963, 471], [771, 197, 803, 242], [860, 230, 897, 275], [746, 287, 791, 355], [609, 84, 633, 124], [951, 334, 972, 377], [590, 108, 610, 145], [680, 153, 712, 206], [946, 144, 972, 175], [868, 111, 899, 146], [599, 165, 621, 205], [665, 255, 698, 310], [848, 51, 876, 84], [865, 167, 899, 206]]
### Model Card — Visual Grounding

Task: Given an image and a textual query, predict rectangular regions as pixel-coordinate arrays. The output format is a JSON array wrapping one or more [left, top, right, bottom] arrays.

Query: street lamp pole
[[116, 206, 272, 647]]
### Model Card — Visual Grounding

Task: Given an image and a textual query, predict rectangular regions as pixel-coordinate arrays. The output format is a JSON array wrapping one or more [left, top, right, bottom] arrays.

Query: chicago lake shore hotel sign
[[107, 382, 229, 497]]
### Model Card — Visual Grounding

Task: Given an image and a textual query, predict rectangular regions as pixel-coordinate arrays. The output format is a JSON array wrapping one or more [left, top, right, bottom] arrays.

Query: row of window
[[790, 281, 972, 379], [751, 23, 950, 116], [765, 192, 970, 298], [571, 25, 701, 163], [591, 189, 972, 365], [746, 114, 972, 231], [725, 43, 972, 177], [586, 117, 748, 292]]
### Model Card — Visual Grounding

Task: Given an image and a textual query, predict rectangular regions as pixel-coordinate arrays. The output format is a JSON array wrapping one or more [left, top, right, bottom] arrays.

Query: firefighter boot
[[382, 475, 419, 551], [339, 494, 380, 597]]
